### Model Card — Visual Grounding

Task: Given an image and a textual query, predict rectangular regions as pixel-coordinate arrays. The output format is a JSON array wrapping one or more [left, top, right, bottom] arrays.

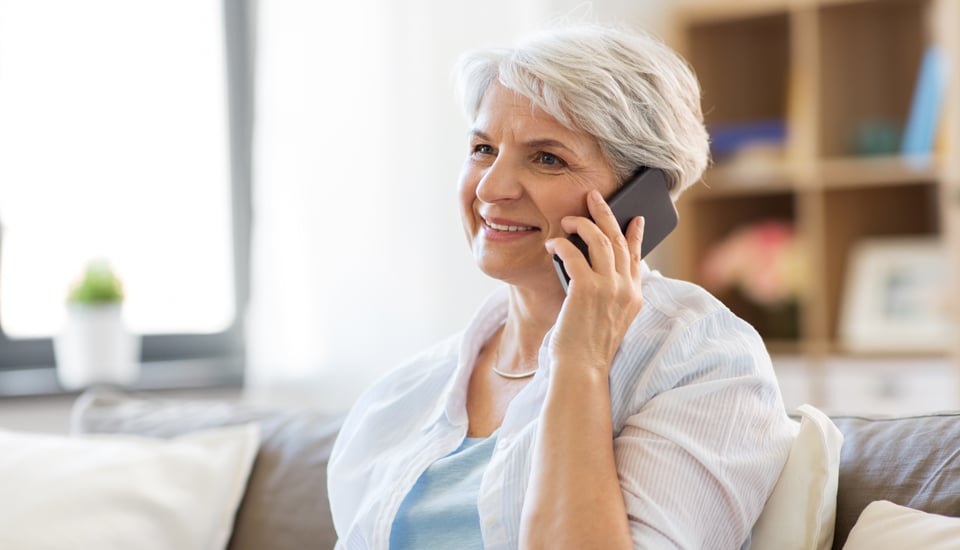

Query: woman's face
[[458, 82, 618, 287]]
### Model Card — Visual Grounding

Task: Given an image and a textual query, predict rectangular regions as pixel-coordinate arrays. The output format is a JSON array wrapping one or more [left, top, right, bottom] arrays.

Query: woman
[[328, 24, 795, 549]]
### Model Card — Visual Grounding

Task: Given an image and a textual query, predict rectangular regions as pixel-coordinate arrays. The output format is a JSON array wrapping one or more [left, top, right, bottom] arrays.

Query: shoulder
[[637, 266, 764, 359], [610, 270, 794, 548], [640, 265, 737, 329], [610, 267, 775, 408]]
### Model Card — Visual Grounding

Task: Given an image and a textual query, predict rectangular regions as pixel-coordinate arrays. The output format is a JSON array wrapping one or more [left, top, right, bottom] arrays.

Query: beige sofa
[[71, 391, 960, 550]]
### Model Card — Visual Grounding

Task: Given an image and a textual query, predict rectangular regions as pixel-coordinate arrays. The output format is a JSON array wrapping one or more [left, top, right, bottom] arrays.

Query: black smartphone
[[552, 167, 678, 292]]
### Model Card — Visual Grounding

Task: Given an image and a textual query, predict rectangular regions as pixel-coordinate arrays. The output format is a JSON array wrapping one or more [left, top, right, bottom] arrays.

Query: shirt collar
[[425, 286, 509, 430]]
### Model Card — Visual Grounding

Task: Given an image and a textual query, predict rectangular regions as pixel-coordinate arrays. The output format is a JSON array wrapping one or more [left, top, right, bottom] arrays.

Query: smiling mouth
[[483, 218, 538, 232]]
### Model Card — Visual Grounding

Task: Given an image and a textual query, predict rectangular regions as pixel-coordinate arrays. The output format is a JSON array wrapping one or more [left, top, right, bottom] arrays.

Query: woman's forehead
[[472, 83, 597, 150]]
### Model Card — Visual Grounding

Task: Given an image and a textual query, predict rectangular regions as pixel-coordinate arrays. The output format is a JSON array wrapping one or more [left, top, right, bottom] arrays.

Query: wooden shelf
[[817, 155, 938, 188], [828, 344, 953, 360], [677, 1, 790, 26], [699, 154, 938, 195], [693, 161, 794, 197], [671, 0, 960, 362]]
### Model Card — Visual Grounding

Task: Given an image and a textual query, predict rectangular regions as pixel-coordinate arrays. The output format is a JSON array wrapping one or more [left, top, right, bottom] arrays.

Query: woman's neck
[[500, 284, 565, 369]]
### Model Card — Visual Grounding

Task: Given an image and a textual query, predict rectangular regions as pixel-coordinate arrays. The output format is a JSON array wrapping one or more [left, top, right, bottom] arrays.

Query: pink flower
[[701, 220, 808, 306]]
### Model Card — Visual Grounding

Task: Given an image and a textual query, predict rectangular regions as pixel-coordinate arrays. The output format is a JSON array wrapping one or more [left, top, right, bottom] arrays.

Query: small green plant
[[68, 259, 125, 304]]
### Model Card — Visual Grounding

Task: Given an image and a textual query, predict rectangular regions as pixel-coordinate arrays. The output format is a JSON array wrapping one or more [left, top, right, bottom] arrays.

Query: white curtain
[[245, 0, 666, 412]]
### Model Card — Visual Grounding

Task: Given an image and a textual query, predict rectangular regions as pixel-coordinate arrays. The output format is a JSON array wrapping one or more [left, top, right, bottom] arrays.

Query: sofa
[[56, 391, 960, 549]]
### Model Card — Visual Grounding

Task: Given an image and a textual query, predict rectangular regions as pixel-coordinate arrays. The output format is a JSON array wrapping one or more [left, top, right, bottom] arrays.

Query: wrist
[[548, 359, 610, 390]]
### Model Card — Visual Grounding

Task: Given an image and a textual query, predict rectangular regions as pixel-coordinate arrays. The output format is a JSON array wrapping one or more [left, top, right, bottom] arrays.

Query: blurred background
[[0, 0, 957, 430]]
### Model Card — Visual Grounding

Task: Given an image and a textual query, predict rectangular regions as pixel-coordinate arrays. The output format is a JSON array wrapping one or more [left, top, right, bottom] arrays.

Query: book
[[901, 45, 948, 157], [708, 119, 787, 158]]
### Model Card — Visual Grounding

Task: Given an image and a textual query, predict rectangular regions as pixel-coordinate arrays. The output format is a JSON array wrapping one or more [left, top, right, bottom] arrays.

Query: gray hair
[[454, 25, 710, 198]]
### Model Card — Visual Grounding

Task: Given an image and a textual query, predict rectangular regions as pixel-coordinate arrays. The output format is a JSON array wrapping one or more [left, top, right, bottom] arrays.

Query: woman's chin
[[475, 255, 562, 290]]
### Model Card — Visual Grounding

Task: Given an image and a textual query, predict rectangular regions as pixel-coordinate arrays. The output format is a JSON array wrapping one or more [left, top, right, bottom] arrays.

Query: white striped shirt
[[328, 262, 795, 549]]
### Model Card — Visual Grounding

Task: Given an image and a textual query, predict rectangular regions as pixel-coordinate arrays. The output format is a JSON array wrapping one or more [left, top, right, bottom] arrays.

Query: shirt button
[[484, 516, 495, 527]]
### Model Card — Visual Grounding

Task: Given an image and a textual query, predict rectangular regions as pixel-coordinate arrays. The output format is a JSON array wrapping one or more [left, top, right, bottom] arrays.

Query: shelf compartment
[[817, 0, 931, 157], [821, 182, 941, 341], [688, 12, 790, 129], [682, 191, 797, 260], [678, 192, 803, 343]]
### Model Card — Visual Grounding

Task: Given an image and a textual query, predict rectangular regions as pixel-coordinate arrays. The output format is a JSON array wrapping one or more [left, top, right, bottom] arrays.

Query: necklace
[[490, 335, 538, 380]]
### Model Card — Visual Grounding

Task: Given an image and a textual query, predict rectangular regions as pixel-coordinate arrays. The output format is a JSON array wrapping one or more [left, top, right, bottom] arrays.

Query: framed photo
[[839, 237, 955, 353]]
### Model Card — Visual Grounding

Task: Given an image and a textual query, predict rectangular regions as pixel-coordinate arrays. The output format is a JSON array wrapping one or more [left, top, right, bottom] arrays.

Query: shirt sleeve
[[613, 309, 795, 549]]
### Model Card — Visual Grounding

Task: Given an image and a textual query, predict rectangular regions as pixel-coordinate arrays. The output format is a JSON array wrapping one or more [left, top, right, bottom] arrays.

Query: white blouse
[[328, 262, 795, 549]]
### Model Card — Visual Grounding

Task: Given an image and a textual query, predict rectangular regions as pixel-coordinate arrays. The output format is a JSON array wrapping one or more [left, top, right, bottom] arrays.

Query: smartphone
[[552, 167, 678, 292]]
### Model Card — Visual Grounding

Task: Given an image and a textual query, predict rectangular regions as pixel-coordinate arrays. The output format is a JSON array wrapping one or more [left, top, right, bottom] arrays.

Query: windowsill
[[0, 358, 244, 398]]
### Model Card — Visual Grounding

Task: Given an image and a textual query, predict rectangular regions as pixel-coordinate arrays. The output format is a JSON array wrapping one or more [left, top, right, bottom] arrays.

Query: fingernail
[[590, 190, 602, 202]]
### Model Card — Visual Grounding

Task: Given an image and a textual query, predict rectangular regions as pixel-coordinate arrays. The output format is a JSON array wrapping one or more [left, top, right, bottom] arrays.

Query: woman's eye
[[472, 144, 494, 156], [535, 151, 566, 167]]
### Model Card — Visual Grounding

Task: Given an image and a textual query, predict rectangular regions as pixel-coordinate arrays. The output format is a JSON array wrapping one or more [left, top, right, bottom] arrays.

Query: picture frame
[[839, 237, 954, 353]]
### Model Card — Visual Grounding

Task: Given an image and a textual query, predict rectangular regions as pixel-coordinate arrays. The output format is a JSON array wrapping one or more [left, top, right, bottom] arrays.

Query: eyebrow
[[524, 138, 577, 155], [468, 129, 580, 157]]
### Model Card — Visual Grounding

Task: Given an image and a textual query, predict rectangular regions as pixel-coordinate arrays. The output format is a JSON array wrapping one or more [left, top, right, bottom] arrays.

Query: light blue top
[[389, 434, 497, 549]]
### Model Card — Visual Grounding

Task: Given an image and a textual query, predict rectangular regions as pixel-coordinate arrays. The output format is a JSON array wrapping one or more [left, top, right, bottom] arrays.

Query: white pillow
[[843, 500, 960, 550], [0, 423, 260, 550], [750, 404, 844, 550]]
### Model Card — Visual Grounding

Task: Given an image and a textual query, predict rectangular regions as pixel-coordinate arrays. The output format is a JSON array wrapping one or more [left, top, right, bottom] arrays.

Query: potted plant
[[54, 259, 140, 389]]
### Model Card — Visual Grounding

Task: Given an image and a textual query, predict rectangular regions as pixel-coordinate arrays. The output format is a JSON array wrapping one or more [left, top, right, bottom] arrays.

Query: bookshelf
[[665, 0, 960, 388]]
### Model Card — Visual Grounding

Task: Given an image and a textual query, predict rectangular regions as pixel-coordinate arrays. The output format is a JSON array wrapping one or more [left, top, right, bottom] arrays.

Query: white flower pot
[[54, 303, 140, 390]]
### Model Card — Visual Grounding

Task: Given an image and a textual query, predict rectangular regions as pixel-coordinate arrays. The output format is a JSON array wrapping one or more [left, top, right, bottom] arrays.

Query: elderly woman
[[328, 25, 795, 549]]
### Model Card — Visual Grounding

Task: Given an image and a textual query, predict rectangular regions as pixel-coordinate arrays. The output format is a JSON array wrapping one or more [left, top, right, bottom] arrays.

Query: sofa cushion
[[751, 404, 843, 550], [71, 390, 344, 550], [842, 499, 960, 550], [831, 412, 960, 549], [0, 422, 259, 550]]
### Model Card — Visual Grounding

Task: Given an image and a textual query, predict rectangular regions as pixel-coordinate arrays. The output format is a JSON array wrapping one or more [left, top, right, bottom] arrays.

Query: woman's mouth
[[484, 219, 537, 232], [480, 217, 539, 241]]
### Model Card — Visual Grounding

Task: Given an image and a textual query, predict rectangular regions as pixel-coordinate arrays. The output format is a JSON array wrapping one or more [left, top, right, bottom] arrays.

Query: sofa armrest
[[72, 390, 344, 550]]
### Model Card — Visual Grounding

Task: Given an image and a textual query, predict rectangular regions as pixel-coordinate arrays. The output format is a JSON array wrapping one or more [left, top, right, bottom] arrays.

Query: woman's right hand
[[545, 189, 646, 379]]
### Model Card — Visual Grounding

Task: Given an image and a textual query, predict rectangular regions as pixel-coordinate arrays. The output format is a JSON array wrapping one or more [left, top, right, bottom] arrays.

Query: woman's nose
[[475, 158, 523, 203]]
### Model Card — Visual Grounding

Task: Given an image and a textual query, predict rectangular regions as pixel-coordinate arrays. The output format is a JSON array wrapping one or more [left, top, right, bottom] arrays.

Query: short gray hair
[[454, 25, 710, 198]]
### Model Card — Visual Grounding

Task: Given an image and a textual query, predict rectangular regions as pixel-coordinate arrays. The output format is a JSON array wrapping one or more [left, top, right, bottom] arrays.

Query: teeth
[[486, 219, 534, 232]]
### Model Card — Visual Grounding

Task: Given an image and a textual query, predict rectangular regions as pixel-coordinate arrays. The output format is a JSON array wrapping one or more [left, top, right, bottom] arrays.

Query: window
[[0, 0, 252, 387]]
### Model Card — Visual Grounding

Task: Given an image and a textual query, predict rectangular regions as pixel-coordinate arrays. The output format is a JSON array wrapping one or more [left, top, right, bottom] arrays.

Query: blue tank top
[[389, 434, 497, 549]]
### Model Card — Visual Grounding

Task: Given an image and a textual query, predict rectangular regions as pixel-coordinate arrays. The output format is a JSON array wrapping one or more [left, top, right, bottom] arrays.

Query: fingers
[[560, 215, 615, 275], [586, 190, 631, 271], [547, 237, 592, 284], [553, 190, 645, 285], [624, 215, 645, 282]]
